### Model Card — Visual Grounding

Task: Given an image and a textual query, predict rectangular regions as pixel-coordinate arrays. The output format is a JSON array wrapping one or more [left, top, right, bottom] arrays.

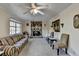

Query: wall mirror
[[73, 14, 79, 28]]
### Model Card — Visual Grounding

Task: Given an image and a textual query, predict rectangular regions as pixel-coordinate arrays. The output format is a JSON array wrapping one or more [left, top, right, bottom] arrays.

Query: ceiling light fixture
[[24, 3, 48, 15]]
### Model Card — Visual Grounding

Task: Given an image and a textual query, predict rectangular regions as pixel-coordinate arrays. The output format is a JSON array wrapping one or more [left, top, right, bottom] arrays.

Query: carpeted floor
[[19, 38, 69, 56]]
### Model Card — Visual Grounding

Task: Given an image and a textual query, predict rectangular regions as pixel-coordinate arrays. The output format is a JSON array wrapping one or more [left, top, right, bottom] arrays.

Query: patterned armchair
[[54, 33, 69, 55]]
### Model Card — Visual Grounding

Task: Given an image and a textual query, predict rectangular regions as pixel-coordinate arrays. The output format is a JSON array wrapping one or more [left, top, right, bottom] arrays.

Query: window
[[10, 19, 22, 35], [16, 23, 21, 33]]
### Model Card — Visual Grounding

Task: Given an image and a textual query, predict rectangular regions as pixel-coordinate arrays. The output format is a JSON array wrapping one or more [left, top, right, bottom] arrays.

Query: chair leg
[[57, 48, 59, 55], [65, 48, 67, 54], [52, 45, 54, 49]]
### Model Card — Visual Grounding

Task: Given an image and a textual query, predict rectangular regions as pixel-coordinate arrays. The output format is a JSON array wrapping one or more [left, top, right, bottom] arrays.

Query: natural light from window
[[10, 19, 21, 35]]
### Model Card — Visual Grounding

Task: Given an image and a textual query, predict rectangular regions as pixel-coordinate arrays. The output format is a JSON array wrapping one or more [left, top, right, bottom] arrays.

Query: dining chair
[[54, 33, 69, 55]]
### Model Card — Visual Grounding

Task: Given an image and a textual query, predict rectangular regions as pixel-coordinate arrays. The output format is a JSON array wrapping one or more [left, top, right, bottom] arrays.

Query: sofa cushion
[[18, 35, 24, 39], [16, 34, 24, 41], [11, 36, 18, 43], [0, 40, 3, 46], [14, 38, 27, 47], [0, 38, 9, 46], [5, 36, 14, 45], [16, 35, 20, 41], [4, 46, 16, 56]]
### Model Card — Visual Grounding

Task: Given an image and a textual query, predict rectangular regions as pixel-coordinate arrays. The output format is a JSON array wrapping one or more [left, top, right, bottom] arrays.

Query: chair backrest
[[50, 32, 54, 38], [60, 33, 69, 47]]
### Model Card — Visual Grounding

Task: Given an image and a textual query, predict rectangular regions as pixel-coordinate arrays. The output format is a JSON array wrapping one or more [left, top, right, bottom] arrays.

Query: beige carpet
[[19, 38, 69, 56]]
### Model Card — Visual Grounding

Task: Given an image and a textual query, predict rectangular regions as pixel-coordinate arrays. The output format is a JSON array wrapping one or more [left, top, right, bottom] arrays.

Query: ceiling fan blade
[[24, 10, 30, 14], [36, 6, 47, 9], [31, 3, 36, 8], [37, 10, 44, 15], [30, 9, 38, 15]]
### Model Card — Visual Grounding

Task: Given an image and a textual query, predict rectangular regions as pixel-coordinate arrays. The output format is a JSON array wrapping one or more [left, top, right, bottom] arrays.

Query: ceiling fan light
[[34, 9, 38, 14], [24, 3, 46, 15], [30, 9, 38, 15]]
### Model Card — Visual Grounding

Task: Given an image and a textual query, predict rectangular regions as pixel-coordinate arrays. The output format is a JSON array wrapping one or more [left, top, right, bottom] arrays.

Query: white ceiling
[[0, 3, 71, 21]]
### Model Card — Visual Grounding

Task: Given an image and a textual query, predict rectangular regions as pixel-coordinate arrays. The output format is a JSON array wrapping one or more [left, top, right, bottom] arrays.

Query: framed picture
[[73, 14, 79, 28], [51, 19, 60, 32]]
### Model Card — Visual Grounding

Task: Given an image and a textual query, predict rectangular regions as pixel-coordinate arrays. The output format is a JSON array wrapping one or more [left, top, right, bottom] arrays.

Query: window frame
[[9, 19, 22, 35]]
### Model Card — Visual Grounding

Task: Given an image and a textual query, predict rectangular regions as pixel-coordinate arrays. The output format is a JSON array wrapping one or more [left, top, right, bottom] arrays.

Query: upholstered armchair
[[54, 33, 69, 55]]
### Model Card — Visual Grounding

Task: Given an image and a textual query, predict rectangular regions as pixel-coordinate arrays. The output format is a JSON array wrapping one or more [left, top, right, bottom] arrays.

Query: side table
[[49, 37, 57, 49]]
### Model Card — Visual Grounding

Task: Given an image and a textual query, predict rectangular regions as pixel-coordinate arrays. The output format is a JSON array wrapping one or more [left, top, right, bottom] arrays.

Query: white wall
[[0, 6, 23, 38], [22, 21, 31, 36], [50, 4, 79, 55], [42, 20, 49, 37], [0, 6, 10, 38]]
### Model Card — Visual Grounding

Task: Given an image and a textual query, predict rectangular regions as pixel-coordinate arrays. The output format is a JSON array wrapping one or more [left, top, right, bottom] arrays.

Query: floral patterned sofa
[[0, 33, 28, 56]]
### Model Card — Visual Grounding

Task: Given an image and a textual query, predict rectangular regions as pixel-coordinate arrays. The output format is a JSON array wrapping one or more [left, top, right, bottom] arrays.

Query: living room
[[0, 2, 79, 57]]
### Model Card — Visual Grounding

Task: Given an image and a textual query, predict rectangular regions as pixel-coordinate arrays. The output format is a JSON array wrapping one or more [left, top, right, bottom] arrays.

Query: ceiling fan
[[24, 3, 48, 15]]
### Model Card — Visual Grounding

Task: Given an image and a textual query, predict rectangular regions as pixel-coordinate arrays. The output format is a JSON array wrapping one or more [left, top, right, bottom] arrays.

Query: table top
[[49, 37, 57, 40]]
